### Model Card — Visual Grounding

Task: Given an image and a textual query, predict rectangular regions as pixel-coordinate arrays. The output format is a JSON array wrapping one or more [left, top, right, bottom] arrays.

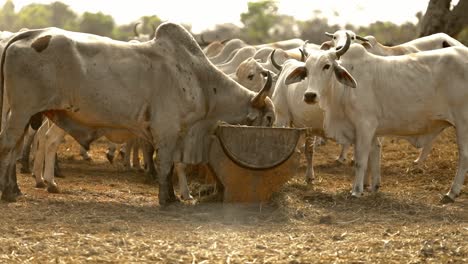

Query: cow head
[[246, 71, 275, 126], [322, 30, 371, 50], [235, 57, 271, 92], [285, 33, 357, 105]]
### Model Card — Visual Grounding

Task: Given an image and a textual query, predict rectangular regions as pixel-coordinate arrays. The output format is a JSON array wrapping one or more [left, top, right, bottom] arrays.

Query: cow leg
[[142, 143, 157, 181], [132, 140, 141, 170], [304, 136, 315, 184], [123, 142, 131, 168], [367, 138, 382, 192], [43, 124, 66, 193], [442, 125, 468, 203], [79, 146, 91, 161], [155, 136, 178, 206], [351, 130, 375, 197], [174, 162, 193, 200], [0, 115, 30, 202], [336, 143, 351, 164], [32, 122, 48, 188], [20, 127, 37, 174], [105, 143, 117, 164], [2, 161, 18, 202], [54, 154, 63, 178]]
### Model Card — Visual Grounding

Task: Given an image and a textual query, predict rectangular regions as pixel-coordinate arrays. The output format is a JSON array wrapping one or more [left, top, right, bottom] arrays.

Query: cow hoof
[[440, 195, 455, 204], [36, 181, 47, 188], [47, 185, 60, 193], [305, 177, 314, 185], [106, 153, 114, 164], [15, 189, 23, 197], [335, 158, 346, 165], [1, 191, 17, 202], [181, 194, 194, 201], [351, 191, 364, 198]]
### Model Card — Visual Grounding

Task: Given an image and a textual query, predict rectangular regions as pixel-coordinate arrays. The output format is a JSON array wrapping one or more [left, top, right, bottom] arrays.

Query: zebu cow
[[0, 23, 275, 205], [286, 34, 468, 202], [254, 38, 305, 50], [215, 46, 256, 75], [322, 30, 465, 164], [232, 48, 304, 92], [202, 38, 230, 58], [325, 30, 463, 56], [271, 56, 350, 183], [209, 39, 247, 64]]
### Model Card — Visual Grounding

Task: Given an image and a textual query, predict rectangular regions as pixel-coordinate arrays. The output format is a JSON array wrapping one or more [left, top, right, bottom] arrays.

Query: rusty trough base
[[208, 136, 301, 203]]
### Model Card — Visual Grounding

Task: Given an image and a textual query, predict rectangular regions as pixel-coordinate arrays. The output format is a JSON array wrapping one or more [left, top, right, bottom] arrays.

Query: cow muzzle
[[303, 92, 318, 104]]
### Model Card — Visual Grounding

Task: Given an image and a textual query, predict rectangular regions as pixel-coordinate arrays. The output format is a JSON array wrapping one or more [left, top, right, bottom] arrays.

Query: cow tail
[[0, 29, 44, 130]]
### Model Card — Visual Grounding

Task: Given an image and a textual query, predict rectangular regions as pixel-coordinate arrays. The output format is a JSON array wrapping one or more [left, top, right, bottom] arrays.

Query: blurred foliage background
[[0, 0, 466, 45]]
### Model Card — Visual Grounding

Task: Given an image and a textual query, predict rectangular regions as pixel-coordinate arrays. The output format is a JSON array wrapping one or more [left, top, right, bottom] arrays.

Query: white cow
[[215, 46, 256, 75], [254, 38, 305, 50], [209, 39, 247, 64], [321, 30, 465, 164], [271, 58, 350, 183], [286, 34, 468, 203], [32, 118, 197, 200], [0, 23, 275, 205], [325, 30, 463, 56]]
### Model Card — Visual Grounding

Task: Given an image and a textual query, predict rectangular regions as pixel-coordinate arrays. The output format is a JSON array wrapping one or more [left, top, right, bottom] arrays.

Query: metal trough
[[207, 124, 304, 203]]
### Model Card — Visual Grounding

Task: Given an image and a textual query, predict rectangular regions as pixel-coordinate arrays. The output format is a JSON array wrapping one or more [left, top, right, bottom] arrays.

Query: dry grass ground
[[0, 128, 466, 263]]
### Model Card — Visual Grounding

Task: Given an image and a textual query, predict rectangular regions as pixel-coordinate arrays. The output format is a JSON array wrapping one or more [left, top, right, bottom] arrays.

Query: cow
[[31, 118, 199, 200], [214, 46, 256, 75], [325, 30, 463, 56], [232, 48, 305, 93], [0, 23, 275, 205], [271, 57, 350, 183], [254, 38, 306, 50], [325, 30, 443, 168], [285, 33, 468, 203], [321, 30, 465, 165], [209, 39, 247, 64], [202, 38, 231, 58]]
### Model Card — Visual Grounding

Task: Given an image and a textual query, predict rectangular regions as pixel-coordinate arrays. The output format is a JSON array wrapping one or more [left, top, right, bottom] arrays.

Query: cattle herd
[[0, 22, 466, 207]]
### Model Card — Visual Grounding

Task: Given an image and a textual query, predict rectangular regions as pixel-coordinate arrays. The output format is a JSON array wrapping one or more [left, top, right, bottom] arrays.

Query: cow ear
[[320, 41, 333, 50], [333, 64, 357, 88], [285, 66, 307, 85], [361, 42, 373, 50]]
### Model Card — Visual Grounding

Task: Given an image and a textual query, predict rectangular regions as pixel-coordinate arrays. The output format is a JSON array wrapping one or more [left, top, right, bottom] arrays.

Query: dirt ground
[[0, 128, 466, 263]]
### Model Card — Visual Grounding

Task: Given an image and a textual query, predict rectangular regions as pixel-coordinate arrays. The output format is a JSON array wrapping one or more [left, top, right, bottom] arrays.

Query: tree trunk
[[419, 0, 468, 37]]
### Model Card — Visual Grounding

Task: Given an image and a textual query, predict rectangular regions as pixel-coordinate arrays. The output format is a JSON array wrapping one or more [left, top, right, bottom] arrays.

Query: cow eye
[[248, 74, 254, 80], [323, 64, 330, 70], [333, 36, 336, 40]]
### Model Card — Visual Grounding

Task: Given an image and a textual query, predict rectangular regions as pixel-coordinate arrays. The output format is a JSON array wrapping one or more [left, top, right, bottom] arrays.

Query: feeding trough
[[207, 124, 306, 203]]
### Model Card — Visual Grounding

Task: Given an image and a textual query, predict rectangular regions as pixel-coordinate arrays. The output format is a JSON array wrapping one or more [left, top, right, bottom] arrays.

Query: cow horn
[[335, 33, 351, 59], [299, 49, 306, 62], [133, 22, 141, 37], [251, 71, 272, 108], [325, 32, 334, 38], [270, 49, 282, 72], [301, 40, 309, 60], [356, 35, 369, 42]]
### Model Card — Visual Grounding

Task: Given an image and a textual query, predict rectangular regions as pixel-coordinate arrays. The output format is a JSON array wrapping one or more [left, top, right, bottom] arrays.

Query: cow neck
[[205, 69, 253, 124]]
